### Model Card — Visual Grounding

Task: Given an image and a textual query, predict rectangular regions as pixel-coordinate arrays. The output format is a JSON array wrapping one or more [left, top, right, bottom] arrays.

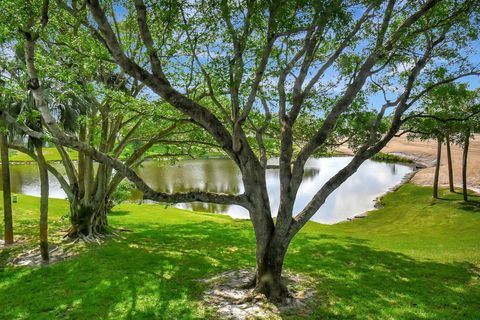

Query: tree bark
[[445, 135, 454, 192], [433, 136, 442, 199], [0, 134, 13, 245], [462, 129, 470, 201], [254, 234, 289, 301], [36, 145, 49, 262], [67, 199, 108, 238]]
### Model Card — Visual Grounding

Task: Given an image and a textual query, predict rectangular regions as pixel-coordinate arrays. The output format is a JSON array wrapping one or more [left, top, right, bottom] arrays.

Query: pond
[[1, 157, 414, 224]]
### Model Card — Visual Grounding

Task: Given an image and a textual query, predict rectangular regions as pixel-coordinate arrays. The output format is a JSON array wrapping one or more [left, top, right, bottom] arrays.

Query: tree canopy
[[1, 0, 479, 300]]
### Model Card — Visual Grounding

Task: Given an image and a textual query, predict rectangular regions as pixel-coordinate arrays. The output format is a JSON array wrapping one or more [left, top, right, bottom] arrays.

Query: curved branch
[[7, 143, 74, 200], [84, 0, 236, 157], [5, 114, 248, 207]]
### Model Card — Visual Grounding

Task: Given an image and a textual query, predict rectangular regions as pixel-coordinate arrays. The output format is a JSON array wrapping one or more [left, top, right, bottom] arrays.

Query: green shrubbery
[[372, 152, 414, 163]]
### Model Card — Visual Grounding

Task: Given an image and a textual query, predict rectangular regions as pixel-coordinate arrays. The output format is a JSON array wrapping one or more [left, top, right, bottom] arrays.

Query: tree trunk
[[36, 145, 49, 262], [254, 235, 289, 301], [445, 135, 454, 192], [433, 136, 442, 199], [0, 134, 13, 244], [462, 129, 470, 202], [67, 198, 108, 238]]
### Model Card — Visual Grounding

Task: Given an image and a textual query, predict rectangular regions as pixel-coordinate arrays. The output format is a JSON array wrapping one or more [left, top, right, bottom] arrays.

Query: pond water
[[1, 157, 413, 224]]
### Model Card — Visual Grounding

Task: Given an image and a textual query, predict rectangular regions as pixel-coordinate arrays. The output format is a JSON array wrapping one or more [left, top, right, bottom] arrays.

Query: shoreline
[[348, 147, 480, 222], [5, 150, 478, 225]]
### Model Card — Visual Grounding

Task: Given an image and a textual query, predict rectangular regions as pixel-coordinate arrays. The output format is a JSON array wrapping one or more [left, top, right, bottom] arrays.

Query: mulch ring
[[200, 269, 317, 320]]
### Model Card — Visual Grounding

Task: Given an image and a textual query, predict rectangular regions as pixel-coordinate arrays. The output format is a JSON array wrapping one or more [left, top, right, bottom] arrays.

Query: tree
[[434, 136, 443, 199], [0, 9, 205, 240], [403, 115, 445, 198], [462, 127, 470, 201], [0, 59, 15, 247], [445, 134, 454, 192], [402, 84, 480, 198], [0, 127, 13, 245], [3, 0, 480, 300], [31, 130, 49, 261], [456, 109, 480, 201]]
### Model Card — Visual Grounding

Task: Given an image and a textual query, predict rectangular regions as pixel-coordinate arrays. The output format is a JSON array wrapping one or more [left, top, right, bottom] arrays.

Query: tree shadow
[[0, 220, 255, 319], [287, 233, 480, 319], [0, 220, 478, 319], [108, 210, 130, 216], [457, 201, 480, 213]]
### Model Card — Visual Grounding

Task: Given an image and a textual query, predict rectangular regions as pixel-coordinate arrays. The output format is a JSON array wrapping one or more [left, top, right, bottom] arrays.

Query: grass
[[9, 147, 79, 162], [8, 147, 225, 163], [8, 147, 411, 166], [371, 152, 414, 164], [0, 184, 479, 319]]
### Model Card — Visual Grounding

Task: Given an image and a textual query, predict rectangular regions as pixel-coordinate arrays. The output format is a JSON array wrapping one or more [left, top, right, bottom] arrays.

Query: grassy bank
[[371, 152, 414, 164], [7, 147, 413, 164], [0, 184, 479, 319], [7, 147, 226, 163], [9, 147, 79, 162]]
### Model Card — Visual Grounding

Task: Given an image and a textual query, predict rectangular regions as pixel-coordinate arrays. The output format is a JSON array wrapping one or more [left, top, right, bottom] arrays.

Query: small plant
[[108, 181, 135, 212]]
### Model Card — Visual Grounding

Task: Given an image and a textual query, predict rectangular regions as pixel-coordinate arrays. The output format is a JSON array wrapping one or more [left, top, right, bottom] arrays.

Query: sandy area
[[337, 135, 480, 192], [383, 135, 480, 192]]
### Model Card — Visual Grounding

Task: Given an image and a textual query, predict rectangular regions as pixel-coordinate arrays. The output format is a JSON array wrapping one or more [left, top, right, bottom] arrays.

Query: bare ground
[[10, 243, 81, 267], [383, 135, 480, 192], [338, 135, 480, 193], [200, 269, 316, 320]]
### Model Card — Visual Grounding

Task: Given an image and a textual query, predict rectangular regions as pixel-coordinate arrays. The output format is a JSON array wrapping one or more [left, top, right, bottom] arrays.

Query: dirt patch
[[383, 136, 480, 192], [10, 243, 80, 267], [338, 135, 480, 193], [0, 238, 27, 249], [200, 269, 316, 320]]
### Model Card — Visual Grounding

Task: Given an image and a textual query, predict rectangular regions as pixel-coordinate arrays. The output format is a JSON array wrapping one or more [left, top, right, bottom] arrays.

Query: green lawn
[[9, 147, 79, 162], [0, 184, 479, 319]]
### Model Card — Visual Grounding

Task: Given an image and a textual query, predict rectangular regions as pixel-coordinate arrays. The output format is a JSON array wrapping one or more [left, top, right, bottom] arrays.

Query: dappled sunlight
[[288, 235, 479, 319], [2, 187, 480, 319]]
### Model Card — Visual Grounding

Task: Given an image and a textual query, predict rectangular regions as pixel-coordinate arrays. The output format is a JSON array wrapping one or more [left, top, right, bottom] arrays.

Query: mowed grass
[[0, 184, 479, 319], [9, 147, 79, 162]]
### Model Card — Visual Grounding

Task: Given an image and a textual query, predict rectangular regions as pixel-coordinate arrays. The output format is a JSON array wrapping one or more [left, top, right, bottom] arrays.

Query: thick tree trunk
[[36, 145, 49, 262], [254, 235, 289, 301], [433, 136, 442, 199], [462, 129, 470, 202], [67, 197, 108, 238], [445, 135, 454, 192], [0, 134, 13, 244]]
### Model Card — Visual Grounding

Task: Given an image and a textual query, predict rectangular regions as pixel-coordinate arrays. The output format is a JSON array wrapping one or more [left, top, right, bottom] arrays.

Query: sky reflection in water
[[2, 157, 413, 224]]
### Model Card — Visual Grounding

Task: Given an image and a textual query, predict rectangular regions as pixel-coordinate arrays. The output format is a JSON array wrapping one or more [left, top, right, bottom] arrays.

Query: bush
[[371, 152, 413, 163], [108, 180, 134, 211]]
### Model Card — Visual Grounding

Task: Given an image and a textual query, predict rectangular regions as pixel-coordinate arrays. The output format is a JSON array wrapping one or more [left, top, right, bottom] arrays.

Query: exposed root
[[62, 225, 125, 244], [241, 273, 257, 289], [199, 269, 317, 320], [255, 279, 291, 304]]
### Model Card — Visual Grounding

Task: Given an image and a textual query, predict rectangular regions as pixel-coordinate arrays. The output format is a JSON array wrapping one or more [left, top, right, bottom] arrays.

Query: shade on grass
[[0, 184, 479, 319]]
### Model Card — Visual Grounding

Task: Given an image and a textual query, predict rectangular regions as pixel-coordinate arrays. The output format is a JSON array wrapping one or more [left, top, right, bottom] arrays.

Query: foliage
[[0, 185, 479, 319], [108, 180, 134, 211], [403, 84, 480, 142], [371, 152, 414, 164], [1, 0, 480, 299]]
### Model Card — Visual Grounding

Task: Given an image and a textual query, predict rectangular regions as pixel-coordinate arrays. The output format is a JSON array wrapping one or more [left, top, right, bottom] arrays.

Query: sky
[[110, 2, 480, 114]]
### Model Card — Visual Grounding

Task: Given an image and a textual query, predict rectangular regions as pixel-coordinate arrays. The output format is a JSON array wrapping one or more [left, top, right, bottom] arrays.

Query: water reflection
[[1, 157, 413, 224]]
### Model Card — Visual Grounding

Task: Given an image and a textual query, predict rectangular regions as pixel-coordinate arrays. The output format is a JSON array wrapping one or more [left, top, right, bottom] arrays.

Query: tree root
[[201, 269, 316, 320], [63, 225, 126, 244]]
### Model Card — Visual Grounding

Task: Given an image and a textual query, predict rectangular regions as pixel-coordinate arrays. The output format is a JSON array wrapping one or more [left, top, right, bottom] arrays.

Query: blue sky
[[110, 2, 480, 114]]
